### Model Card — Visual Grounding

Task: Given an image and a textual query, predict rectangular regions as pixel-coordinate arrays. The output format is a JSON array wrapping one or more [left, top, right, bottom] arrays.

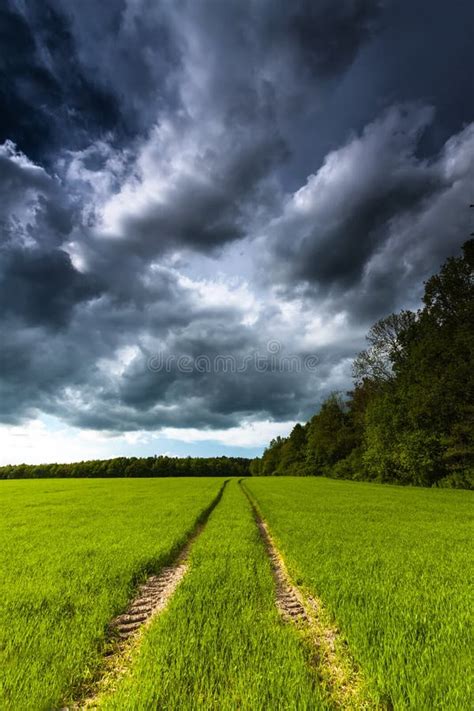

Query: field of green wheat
[[0, 476, 472, 710], [0, 478, 224, 710], [98, 479, 325, 710], [246, 477, 473, 710]]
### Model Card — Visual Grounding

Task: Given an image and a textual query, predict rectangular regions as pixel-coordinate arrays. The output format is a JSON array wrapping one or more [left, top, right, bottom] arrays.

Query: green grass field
[[0, 476, 472, 710], [245, 477, 474, 710], [0, 478, 224, 710], [98, 479, 325, 710]]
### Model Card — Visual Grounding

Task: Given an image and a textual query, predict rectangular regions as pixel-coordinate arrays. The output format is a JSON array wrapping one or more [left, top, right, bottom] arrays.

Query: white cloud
[[0, 418, 116, 465], [176, 272, 261, 325], [160, 419, 297, 447]]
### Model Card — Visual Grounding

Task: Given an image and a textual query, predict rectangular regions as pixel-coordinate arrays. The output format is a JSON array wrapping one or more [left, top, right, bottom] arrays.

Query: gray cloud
[[263, 105, 474, 319], [0, 2, 126, 163], [0, 142, 101, 328]]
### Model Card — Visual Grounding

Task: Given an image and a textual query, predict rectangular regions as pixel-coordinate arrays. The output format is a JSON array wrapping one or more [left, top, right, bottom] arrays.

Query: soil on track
[[255, 515, 308, 623], [109, 544, 190, 640]]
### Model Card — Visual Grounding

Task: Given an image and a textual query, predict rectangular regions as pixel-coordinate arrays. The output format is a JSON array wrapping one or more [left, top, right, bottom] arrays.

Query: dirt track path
[[61, 481, 228, 710], [240, 480, 381, 710], [109, 538, 191, 640]]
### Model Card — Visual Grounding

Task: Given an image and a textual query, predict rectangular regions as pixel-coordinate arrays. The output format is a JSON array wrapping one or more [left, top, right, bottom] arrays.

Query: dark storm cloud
[[0, 249, 97, 327], [107, 130, 287, 257], [169, 0, 383, 103], [0, 0, 473, 441], [359, 0, 474, 151], [264, 106, 474, 320], [278, 0, 383, 79], [113, 0, 381, 252], [0, 2, 127, 163], [92, 0, 385, 257], [278, 0, 474, 190], [0, 0, 386, 251], [58, 328, 350, 433], [44, 0, 181, 135], [0, 141, 101, 328], [0, 287, 323, 430]]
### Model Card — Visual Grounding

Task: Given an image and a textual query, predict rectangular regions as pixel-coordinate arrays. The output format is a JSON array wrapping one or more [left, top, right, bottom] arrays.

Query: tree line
[[0, 455, 251, 480], [251, 240, 473, 489]]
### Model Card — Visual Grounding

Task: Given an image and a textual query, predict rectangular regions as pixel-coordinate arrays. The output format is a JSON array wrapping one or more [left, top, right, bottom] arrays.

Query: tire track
[[254, 514, 308, 623], [109, 540, 190, 640], [240, 480, 382, 710], [61, 480, 228, 710]]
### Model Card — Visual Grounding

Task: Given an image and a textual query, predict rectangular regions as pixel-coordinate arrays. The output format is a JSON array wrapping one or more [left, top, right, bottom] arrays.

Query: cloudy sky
[[1, 0, 473, 464]]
